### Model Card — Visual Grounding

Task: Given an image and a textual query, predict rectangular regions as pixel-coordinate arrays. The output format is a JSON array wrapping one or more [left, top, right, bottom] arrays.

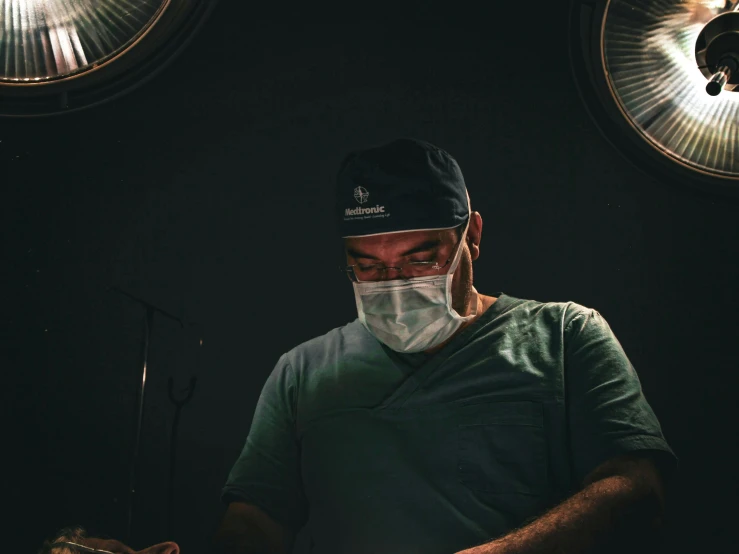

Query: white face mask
[[352, 224, 477, 353]]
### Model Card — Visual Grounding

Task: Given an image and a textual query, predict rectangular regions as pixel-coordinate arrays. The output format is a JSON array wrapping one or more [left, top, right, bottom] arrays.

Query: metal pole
[[107, 286, 185, 543], [126, 306, 154, 543]]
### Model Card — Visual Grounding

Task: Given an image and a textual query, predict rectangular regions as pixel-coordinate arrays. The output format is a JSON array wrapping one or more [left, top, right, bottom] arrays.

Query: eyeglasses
[[341, 231, 465, 282]]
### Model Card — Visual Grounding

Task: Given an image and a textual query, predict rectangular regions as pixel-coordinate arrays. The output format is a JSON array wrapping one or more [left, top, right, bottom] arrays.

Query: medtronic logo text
[[344, 205, 386, 216], [353, 186, 370, 204]]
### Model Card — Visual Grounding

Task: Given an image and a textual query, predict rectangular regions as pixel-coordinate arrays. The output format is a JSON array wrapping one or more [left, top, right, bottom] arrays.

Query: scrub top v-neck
[[222, 293, 677, 554]]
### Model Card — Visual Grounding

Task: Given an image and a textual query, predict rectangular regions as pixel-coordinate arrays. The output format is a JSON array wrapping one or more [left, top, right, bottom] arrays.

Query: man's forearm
[[457, 474, 662, 554]]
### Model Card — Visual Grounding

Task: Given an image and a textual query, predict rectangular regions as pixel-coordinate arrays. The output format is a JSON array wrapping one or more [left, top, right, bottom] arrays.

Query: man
[[214, 138, 677, 554], [40, 527, 179, 554]]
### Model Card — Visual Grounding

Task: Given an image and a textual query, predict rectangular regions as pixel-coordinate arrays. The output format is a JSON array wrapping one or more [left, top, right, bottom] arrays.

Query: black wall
[[3, 2, 735, 553]]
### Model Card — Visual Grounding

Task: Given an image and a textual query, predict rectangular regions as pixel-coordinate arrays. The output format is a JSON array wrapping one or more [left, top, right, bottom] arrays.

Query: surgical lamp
[[0, 0, 215, 116], [570, 0, 739, 197]]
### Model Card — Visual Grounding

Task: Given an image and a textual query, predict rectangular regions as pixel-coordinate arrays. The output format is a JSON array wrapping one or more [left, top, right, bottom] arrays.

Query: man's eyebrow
[[347, 239, 442, 260]]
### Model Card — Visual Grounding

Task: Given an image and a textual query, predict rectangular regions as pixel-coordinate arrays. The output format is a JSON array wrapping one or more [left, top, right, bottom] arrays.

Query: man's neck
[[423, 292, 494, 355]]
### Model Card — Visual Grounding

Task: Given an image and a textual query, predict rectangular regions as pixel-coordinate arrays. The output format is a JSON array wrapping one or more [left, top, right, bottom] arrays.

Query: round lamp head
[[0, 0, 215, 116], [570, 0, 739, 198], [0, 0, 167, 83]]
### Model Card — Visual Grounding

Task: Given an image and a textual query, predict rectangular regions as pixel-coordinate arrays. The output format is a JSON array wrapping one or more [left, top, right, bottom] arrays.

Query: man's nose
[[380, 266, 408, 280]]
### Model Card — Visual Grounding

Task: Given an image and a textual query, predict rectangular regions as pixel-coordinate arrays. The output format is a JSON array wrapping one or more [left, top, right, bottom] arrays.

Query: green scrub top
[[222, 293, 677, 554]]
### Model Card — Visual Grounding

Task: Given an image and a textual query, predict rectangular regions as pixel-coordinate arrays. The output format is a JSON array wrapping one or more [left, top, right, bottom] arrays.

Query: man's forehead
[[344, 228, 456, 251], [344, 228, 457, 254]]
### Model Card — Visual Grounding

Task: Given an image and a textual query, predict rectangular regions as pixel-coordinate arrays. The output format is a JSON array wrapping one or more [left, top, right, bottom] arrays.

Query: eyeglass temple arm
[[46, 541, 117, 554]]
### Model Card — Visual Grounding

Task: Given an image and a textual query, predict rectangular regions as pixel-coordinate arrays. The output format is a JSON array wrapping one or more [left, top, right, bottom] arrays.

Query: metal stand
[[108, 286, 184, 543]]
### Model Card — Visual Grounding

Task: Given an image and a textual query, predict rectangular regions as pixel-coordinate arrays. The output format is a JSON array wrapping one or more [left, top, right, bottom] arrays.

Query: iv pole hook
[[107, 285, 186, 542]]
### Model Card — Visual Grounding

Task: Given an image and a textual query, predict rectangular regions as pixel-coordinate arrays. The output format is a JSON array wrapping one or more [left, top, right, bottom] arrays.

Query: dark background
[[2, 2, 736, 553]]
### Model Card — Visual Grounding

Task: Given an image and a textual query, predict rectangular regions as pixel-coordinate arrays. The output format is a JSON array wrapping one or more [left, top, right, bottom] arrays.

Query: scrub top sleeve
[[564, 308, 678, 487], [221, 354, 308, 532]]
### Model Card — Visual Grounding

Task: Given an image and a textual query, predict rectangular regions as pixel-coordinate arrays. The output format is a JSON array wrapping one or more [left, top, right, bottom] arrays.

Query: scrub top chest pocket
[[456, 401, 548, 496]]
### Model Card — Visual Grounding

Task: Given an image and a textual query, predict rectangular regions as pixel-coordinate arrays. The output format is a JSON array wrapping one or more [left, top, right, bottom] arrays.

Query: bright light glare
[[604, 0, 739, 177], [0, 0, 167, 82], [705, 0, 728, 9]]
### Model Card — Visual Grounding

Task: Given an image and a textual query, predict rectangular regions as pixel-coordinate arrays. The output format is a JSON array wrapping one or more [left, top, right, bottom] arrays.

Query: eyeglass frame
[[43, 541, 116, 554], [339, 226, 467, 282]]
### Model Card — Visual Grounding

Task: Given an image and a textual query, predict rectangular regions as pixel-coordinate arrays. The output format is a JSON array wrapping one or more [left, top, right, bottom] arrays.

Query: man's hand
[[80, 538, 180, 554], [42, 528, 180, 554]]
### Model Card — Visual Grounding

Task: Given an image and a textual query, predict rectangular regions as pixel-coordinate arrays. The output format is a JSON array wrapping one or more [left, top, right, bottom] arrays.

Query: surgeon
[[213, 138, 677, 554]]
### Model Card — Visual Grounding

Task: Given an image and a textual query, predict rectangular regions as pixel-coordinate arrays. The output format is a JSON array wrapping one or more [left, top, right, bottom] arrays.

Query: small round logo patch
[[353, 186, 369, 204]]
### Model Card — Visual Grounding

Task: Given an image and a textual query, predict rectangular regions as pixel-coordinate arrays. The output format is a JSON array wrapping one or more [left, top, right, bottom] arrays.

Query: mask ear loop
[[447, 195, 477, 317], [447, 207, 472, 276]]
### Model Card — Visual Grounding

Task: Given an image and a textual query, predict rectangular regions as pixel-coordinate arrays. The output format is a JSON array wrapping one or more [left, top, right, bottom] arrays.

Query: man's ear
[[467, 212, 483, 261]]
